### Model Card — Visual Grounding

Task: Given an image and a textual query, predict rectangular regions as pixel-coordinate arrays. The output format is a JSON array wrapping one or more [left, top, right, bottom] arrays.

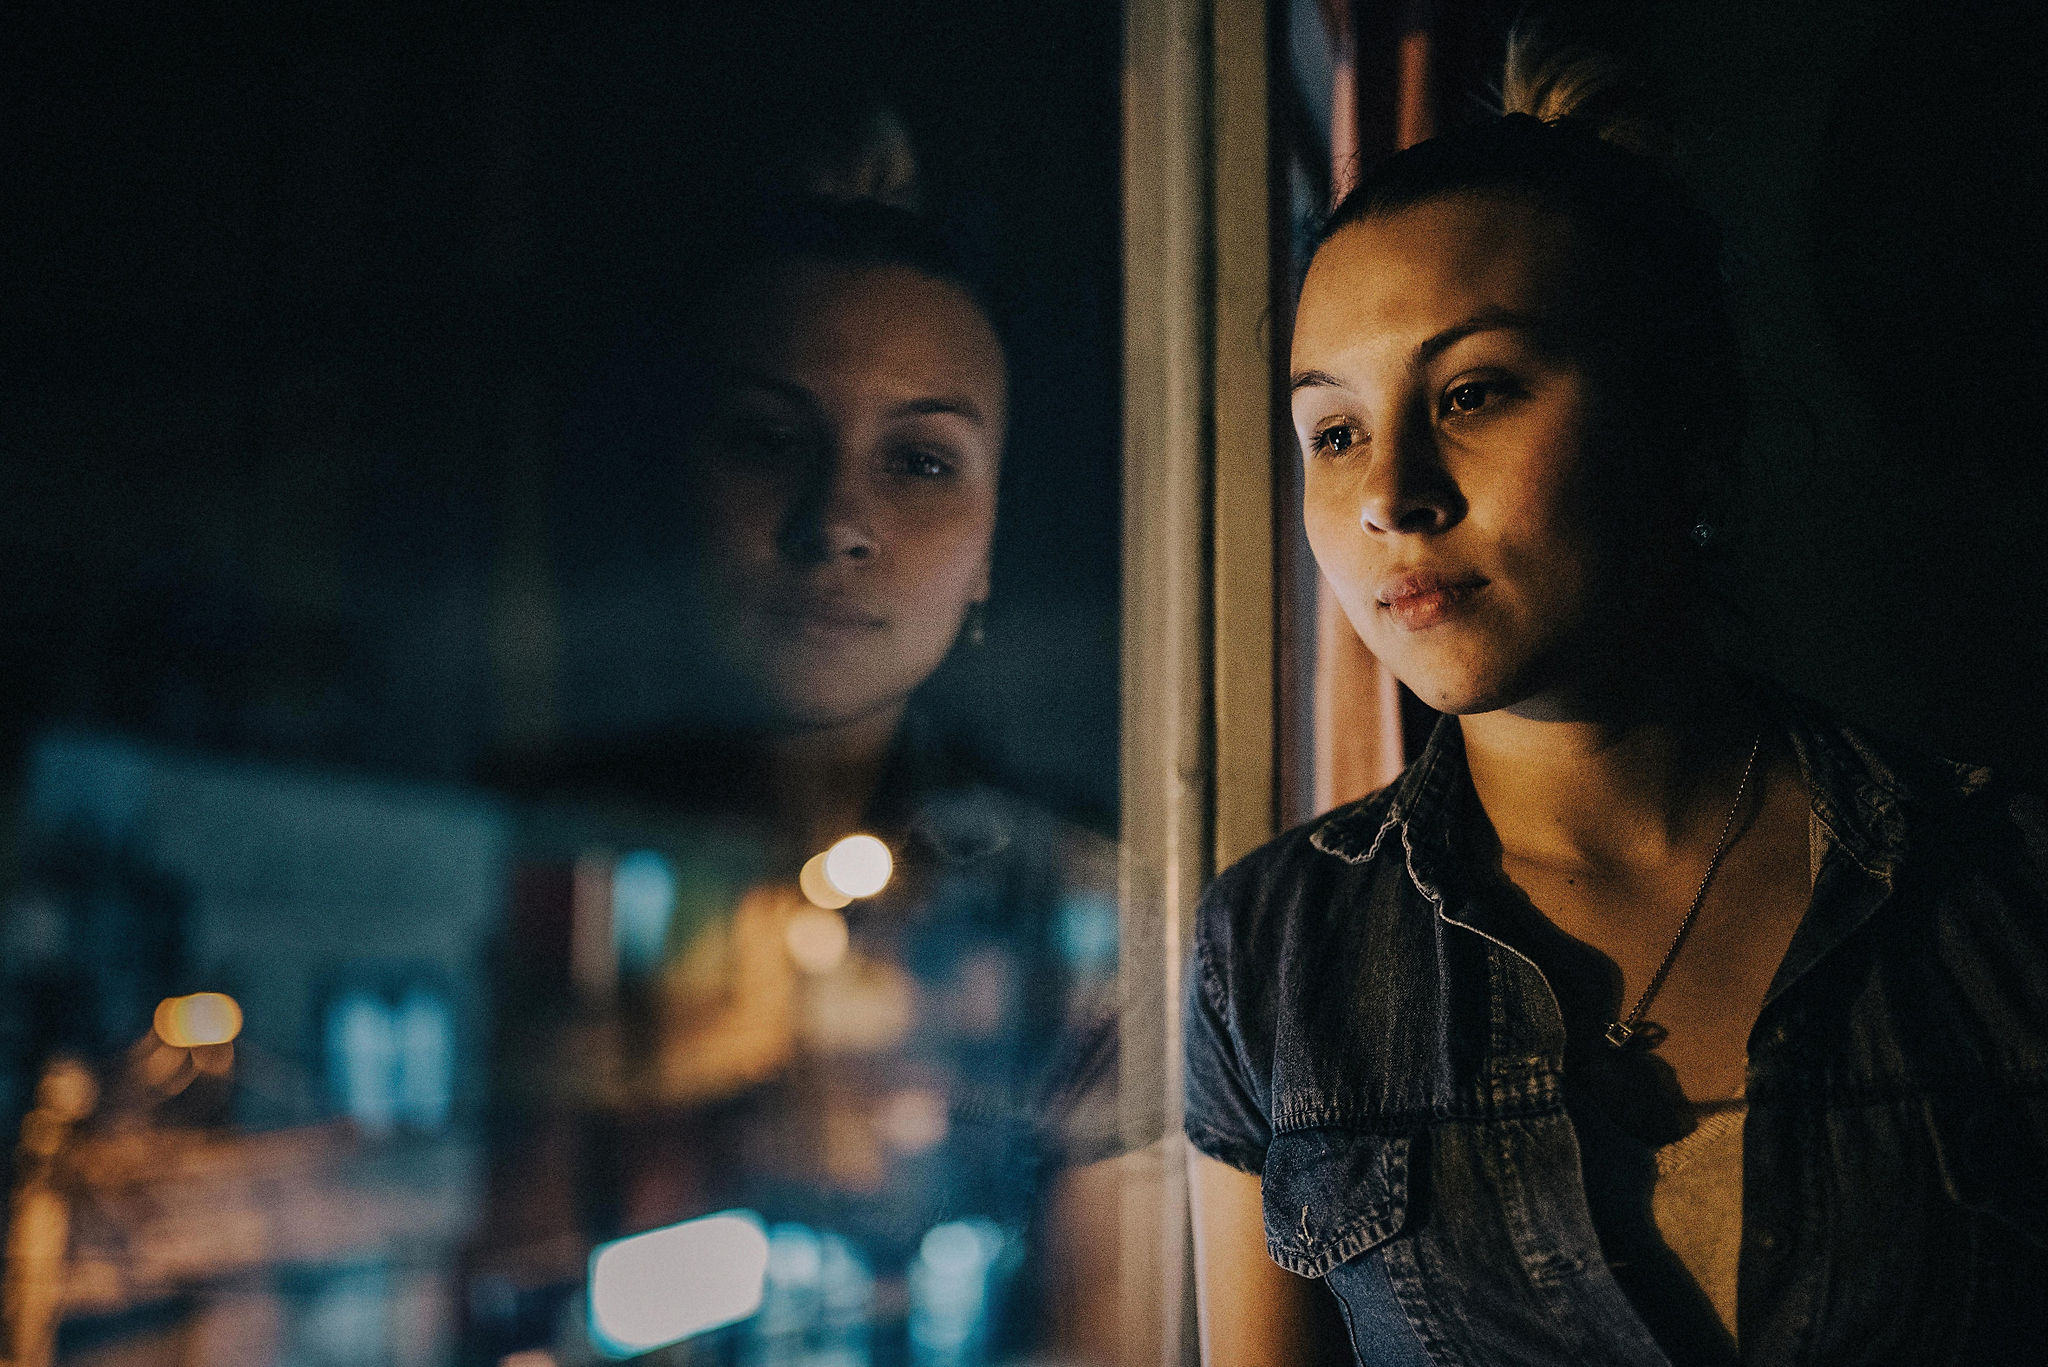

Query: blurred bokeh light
[[823, 834, 893, 899], [587, 1210, 771, 1357], [151, 992, 243, 1049]]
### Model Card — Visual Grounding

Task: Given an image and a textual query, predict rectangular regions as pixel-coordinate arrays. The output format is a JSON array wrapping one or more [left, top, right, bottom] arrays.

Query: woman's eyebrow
[[727, 372, 821, 414], [1288, 368, 1346, 395], [888, 396, 986, 425], [1412, 308, 1552, 368], [1289, 309, 1558, 395]]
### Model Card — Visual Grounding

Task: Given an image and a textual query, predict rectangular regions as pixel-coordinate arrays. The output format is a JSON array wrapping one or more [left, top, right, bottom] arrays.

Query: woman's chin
[[1382, 649, 1542, 719], [750, 670, 913, 735]]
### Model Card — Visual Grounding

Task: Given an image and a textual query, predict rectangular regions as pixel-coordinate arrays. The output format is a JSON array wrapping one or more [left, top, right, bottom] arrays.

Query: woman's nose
[[1355, 411, 1462, 536], [778, 459, 880, 564]]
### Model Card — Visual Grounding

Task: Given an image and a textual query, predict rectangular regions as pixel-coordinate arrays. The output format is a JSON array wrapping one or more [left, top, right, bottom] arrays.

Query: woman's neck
[[761, 703, 905, 857], [1458, 658, 1759, 875]]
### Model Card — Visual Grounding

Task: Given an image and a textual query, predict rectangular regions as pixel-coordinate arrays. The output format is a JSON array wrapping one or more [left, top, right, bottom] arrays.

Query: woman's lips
[[761, 598, 888, 639], [1375, 571, 1487, 630]]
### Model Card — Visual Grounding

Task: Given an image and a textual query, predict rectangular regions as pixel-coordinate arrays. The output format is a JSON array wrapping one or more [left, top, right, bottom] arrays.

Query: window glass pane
[[0, 6, 1124, 1364]]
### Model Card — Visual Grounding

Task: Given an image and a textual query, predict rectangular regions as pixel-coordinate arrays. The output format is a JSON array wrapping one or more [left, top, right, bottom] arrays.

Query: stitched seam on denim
[[1435, 906, 1568, 1068], [1193, 924, 1238, 1044], [1328, 1274, 1361, 1354], [1310, 788, 1402, 864], [1312, 718, 1462, 866], [1269, 1139, 1410, 1275], [1779, 697, 1909, 877], [1194, 920, 1248, 1072], [1270, 1216, 1409, 1276], [1808, 795, 1894, 880], [1379, 1236, 1472, 1367], [1388, 719, 1457, 825], [1494, 1116, 1591, 1285], [1270, 1087, 1564, 1132], [1487, 943, 1511, 1061]]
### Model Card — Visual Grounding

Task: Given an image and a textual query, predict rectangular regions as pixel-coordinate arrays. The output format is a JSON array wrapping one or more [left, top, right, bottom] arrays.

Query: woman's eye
[[897, 446, 954, 478], [1443, 381, 1498, 416], [1310, 423, 1357, 456]]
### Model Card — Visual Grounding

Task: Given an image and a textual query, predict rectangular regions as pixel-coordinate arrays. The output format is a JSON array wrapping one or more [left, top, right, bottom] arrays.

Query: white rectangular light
[[588, 1210, 770, 1357]]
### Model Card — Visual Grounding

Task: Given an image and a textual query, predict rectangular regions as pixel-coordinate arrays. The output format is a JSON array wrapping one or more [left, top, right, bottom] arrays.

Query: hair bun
[[802, 102, 922, 211], [1502, 18, 1669, 159]]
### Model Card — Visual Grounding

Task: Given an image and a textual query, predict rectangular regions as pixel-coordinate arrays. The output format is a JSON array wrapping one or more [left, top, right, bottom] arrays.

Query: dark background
[[0, 0, 1126, 860], [1592, 0, 2048, 776], [1701, 0, 2048, 776]]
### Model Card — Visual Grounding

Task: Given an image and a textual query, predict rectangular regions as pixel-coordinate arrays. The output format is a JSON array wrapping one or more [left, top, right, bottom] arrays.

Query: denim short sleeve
[[1182, 884, 1271, 1174]]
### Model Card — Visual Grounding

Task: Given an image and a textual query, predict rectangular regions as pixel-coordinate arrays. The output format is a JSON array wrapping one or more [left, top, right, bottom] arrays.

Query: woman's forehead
[[728, 260, 1006, 412], [1294, 195, 1580, 365]]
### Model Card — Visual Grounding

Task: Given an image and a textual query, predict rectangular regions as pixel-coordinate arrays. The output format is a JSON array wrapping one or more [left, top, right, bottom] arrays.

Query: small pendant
[[1604, 1020, 1637, 1048]]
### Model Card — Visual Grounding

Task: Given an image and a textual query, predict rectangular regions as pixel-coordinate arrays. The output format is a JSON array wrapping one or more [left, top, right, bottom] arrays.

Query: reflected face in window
[[685, 259, 1005, 731], [1292, 195, 1648, 716]]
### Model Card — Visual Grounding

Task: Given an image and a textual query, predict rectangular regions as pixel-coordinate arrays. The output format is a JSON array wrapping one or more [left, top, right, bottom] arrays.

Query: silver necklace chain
[[1603, 732, 1766, 1049]]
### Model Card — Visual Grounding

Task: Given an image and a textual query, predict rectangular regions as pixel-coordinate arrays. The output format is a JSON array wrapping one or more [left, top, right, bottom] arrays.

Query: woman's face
[[686, 259, 1005, 731], [1291, 193, 1656, 717]]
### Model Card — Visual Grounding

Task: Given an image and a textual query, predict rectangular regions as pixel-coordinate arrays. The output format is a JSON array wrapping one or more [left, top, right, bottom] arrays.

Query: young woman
[[472, 199, 1123, 1364], [1184, 46, 2048, 1367]]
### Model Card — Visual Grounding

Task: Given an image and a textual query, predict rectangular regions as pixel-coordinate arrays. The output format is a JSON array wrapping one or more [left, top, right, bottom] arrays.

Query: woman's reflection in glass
[[473, 199, 1121, 1367]]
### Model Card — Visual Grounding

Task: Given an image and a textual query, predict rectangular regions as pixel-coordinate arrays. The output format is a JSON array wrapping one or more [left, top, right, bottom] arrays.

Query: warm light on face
[[1290, 200, 1609, 716], [588, 1211, 771, 1357], [823, 834, 892, 898], [153, 992, 244, 1048]]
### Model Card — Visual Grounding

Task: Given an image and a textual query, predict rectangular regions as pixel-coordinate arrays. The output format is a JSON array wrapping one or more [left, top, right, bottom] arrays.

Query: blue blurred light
[[908, 1219, 1007, 1365], [326, 985, 455, 1134], [588, 1210, 769, 1358], [326, 990, 399, 1133], [394, 988, 454, 1131], [611, 850, 677, 973], [745, 1224, 877, 1363], [918, 1222, 993, 1276], [1057, 894, 1118, 971], [766, 1223, 825, 1286]]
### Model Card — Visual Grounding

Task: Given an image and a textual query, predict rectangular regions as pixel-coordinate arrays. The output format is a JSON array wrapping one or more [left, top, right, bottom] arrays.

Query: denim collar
[[1770, 689, 1993, 881], [1308, 716, 1473, 921], [1308, 693, 1998, 1021], [1306, 688, 1992, 895], [1309, 715, 1466, 869]]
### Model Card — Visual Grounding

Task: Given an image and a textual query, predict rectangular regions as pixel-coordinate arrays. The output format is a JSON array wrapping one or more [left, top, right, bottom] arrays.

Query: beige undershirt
[[1575, 1094, 1743, 1364], [1650, 1102, 1746, 1337]]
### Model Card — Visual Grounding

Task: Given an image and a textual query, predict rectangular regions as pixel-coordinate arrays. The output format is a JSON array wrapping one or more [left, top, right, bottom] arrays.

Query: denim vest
[[1184, 698, 2048, 1364]]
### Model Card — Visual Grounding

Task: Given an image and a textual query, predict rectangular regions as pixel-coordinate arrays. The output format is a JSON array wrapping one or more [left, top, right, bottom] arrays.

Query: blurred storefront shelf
[[60, 1126, 481, 1320]]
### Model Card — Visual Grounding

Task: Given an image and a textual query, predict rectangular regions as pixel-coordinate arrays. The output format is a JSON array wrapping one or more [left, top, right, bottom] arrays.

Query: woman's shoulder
[[1775, 690, 2029, 833], [1775, 689, 2046, 907], [1193, 780, 1411, 976], [1199, 716, 1475, 956]]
